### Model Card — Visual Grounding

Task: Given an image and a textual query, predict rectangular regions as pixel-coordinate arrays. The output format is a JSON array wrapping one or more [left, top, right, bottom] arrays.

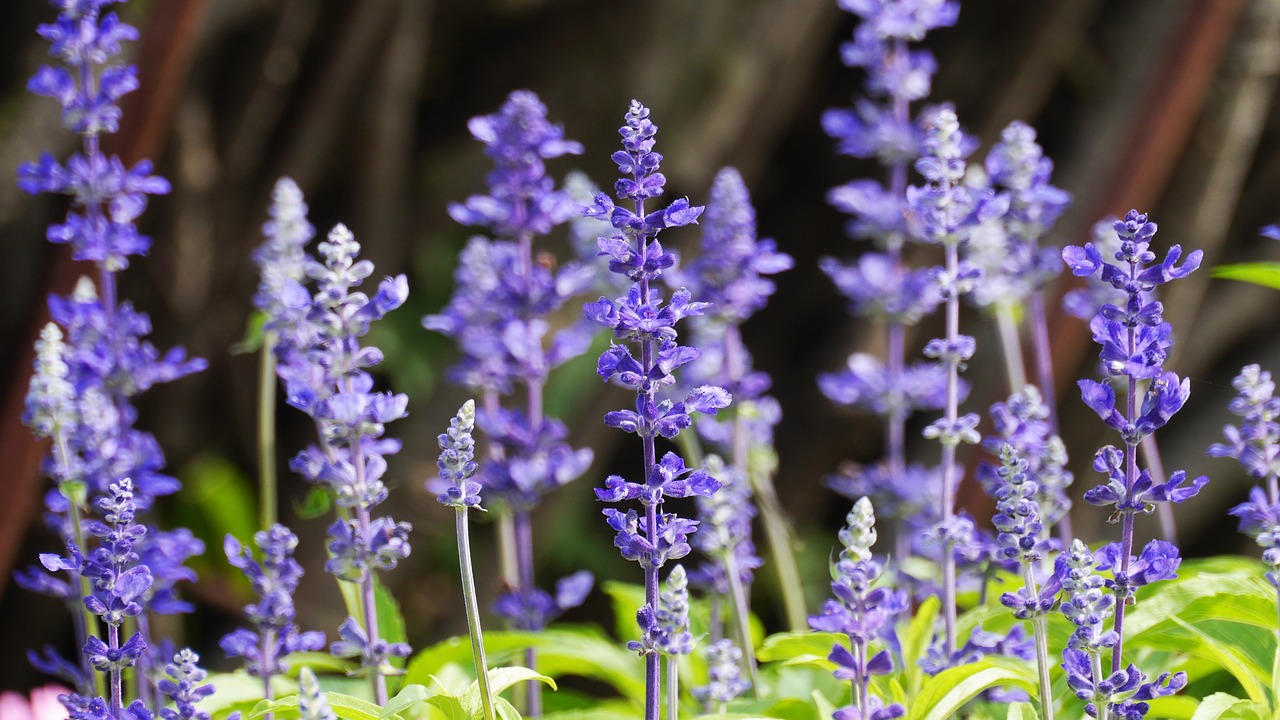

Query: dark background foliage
[[1, 0, 1279, 688]]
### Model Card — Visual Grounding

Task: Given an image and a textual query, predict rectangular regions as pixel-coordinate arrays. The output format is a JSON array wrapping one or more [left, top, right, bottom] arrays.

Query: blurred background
[[1, 0, 1279, 689]]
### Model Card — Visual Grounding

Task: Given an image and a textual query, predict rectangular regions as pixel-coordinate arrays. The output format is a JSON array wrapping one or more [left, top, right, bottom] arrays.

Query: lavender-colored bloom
[[808, 499, 906, 720], [253, 178, 314, 324], [693, 639, 749, 706], [653, 565, 696, 656], [1229, 487, 1280, 586], [492, 570, 593, 632], [157, 650, 214, 720], [434, 399, 482, 509], [986, 444, 1051, 566], [1210, 365, 1280, 482], [821, 253, 941, 325], [819, 352, 953, 420], [586, 100, 721, 720], [968, 121, 1070, 309], [221, 525, 324, 680], [329, 617, 410, 675], [689, 456, 761, 595], [979, 386, 1072, 531], [670, 167, 792, 324]]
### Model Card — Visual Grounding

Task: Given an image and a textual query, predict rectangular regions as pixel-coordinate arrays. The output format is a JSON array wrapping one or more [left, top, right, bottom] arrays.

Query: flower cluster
[[424, 93, 596, 655], [693, 639, 749, 707], [808, 498, 906, 720], [1213, 366, 1280, 590], [274, 223, 410, 701], [1057, 540, 1186, 719], [585, 100, 727, 718], [979, 386, 1072, 537], [221, 525, 324, 685], [17, 0, 206, 703]]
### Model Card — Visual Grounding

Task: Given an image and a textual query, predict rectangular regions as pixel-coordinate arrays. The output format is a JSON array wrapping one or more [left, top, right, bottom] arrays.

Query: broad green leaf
[[468, 666, 556, 702], [541, 705, 641, 720], [244, 691, 387, 720], [1148, 695, 1200, 720], [426, 694, 469, 720], [1213, 263, 1280, 291], [1194, 694, 1254, 720], [494, 697, 523, 720], [757, 631, 844, 669], [283, 651, 357, 675], [202, 671, 297, 713], [180, 455, 258, 574], [906, 656, 1037, 720], [1005, 701, 1039, 720], [902, 595, 941, 696], [382, 684, 433, 718]]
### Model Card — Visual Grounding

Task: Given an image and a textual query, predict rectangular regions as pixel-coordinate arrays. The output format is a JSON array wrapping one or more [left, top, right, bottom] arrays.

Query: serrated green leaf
[[1212, 263, 1280, 291], [906, 656, 1037, 720]]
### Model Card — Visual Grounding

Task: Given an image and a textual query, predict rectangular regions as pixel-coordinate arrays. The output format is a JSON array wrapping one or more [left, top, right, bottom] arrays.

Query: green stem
[[723, 552, 760, 698], [1021, 564, 1054, 720], [749, 463, 807, 631], [995, 303, 1026, 392], [458, 508, 496, 720], [258, 335, 279, 531], [665, 655, 678, 720]]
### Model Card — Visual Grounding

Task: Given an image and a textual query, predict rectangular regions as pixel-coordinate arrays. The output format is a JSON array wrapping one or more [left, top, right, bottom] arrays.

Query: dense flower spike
[[821, 1, 959, 583], [298, 668, 336, 720], [436, 400, 497, 720], [979, 387, 1073, 535], [1211, 365, 1280, 627], [275, 222, 410, 705], [157, 650, 214, 720], [425, 95, 596, 711], [587, 99, 724, 720], [1065, 210, 1206, 680], [808, 499, 906, 720], [221, 525, 324, 694], [907, 105, 1006, 657], [693, 639, 750, 707]]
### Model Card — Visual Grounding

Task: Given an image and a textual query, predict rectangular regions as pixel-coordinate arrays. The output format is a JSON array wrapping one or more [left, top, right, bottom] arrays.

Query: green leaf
[[295, 485, 333, 519], [244, 691, 387, 720], [470, 666, 556, 700], [338, 576, 410, 686], [811, 689, 839, 719], [757, 631, 844, 670], [1213, 263, 1280, 291], [906, 656, 1037, 720], [382, 684, 433, 719], [232, 311, 268, 354], [1004, 702, 1039, 720], [426, 694, 470, 720], [902, 595, 941, 696]]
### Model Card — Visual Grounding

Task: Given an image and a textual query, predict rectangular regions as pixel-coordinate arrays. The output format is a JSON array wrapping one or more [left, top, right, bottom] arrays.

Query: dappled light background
[[1, 0, 1279, 688]]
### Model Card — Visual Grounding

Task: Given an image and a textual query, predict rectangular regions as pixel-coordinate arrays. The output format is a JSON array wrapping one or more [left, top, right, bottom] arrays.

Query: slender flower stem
[[457, 508, 496, 720], [665, 656, 679, 720], [940, 242, 961, 655], [1093, 651, 1110, 720], [1112, 318, 1139, 674], [259, 335, 280, 531], [1021, 564, 1055, 720], [109, 623, 123, 718], [515, 510, 541, 715], [995, 304, 1027, 392], [1030, 296, 1075, 544], [723, 552, 760, 698], [55, 432, 102, 696], [343, 375, 387, 705]]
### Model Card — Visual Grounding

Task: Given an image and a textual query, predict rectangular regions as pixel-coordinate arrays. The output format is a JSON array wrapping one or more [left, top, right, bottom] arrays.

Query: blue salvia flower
[[1213, 366, 1280, 601], [968, 121, 1070, 310], [689, 456, 761, 598], [157, 650, 214, 720], [435, 399, 497, 720], [276, 223, 410, 704], [585, 100, 727, 720], [694, 639, 749, 708], [1057, 540, 1185, 719], [425, 98, 596, 695], [17, 0, 207, 698], [978, 386, 1073, 538], [1064, 210, 1206, 676], [653, 565, 696, 657], [808, 498, 906, 720], [221, 525, 324, 695], [820, 0, 956, 564], [253, 178, 314, 329], [908, 106, 1007, 658]]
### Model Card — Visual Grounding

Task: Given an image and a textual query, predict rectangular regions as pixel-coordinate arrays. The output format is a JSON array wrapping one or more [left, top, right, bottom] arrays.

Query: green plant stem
[[723, 552, 760, 698], [748, 462, 806, 631], [995, 303, 1027, 392], [1021, 564, 1055, 720], [665, 655, 678, 720], [55, 431, 104, 698], [457, 508, 496, 720], [1092, 651, 1109, 720], [258, 335, 279, 531]]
